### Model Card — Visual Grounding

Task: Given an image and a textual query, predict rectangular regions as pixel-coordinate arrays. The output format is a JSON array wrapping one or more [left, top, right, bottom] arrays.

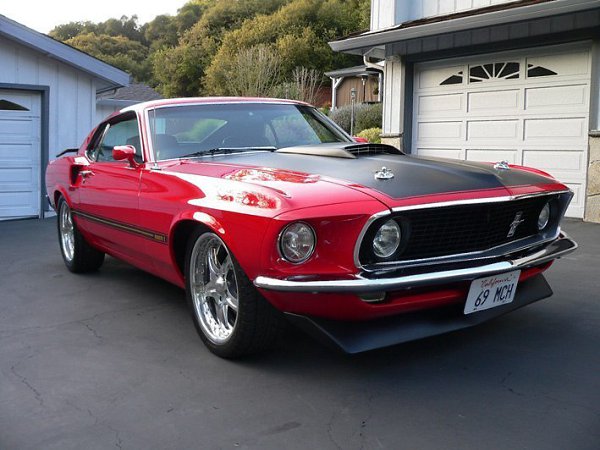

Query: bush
[[356, 103, 382, 133], [328, 103, 382, 135], [357, 127, 382, 144]]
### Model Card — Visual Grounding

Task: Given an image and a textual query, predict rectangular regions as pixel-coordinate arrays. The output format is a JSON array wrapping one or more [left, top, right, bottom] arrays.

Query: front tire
[[57, 197, 105, 273], [185, 230, 284, 358]]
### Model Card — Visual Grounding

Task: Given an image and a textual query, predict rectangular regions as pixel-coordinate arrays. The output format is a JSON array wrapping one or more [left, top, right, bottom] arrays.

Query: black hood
[[198, 144, 554, 201]]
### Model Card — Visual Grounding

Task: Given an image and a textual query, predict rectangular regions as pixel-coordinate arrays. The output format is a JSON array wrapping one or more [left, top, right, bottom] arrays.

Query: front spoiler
[[285, 273, 554, 354], [254, 234, 576, 293]]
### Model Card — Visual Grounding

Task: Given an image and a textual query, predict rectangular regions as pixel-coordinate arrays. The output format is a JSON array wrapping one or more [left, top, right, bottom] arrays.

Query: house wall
[[0, 35, 97, 218], [334, 77, 380, 108], [371, 0, 517, 31], [0, 35, 96, 160]]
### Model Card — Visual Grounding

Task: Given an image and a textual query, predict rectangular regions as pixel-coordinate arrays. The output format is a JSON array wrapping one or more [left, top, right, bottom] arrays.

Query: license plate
[[464, 270, 521, 315]]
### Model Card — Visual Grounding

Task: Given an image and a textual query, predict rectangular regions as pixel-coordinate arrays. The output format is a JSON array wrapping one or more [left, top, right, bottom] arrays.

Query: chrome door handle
[[79, 170, 94, 178]]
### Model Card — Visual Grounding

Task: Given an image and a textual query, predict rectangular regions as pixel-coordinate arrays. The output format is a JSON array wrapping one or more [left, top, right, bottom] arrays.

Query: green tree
[[49, 21, 98, 41], [143, 15, 179, 50], [66, 33, 150, 81], [204, 0, 362, 95], [152, 0, 290, 96]]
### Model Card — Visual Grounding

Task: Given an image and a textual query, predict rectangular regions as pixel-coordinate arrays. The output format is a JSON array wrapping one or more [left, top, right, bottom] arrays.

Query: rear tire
[[57, 197, 105, 273], [185, 229, 284, 358]]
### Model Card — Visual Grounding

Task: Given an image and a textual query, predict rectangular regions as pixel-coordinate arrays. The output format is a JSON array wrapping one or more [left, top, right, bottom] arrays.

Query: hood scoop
[[276, 142, 403, 159]]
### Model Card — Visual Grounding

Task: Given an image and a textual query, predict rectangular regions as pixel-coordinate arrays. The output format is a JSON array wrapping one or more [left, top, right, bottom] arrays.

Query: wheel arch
[[169, 211, 226, 279], [53, 187, 71, 210]]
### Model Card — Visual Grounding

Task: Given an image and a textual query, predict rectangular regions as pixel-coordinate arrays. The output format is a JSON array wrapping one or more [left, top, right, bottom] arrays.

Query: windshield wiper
[[179, 146, 276, 159]]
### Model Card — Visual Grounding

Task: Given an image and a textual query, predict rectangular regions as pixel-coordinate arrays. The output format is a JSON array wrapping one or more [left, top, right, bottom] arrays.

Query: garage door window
[[0, 99, 29, 111], [527, 64, 557, 77], [469, 62, 520, 82]]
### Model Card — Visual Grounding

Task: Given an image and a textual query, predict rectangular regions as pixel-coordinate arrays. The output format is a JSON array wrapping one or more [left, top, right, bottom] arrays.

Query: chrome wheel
[[59, 201, 75, 262], [190, 233, 239, 344]]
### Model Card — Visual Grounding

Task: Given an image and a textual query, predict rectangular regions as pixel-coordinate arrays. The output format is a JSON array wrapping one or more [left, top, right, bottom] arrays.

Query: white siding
[[371, 0, 397, 31], [371, 0, 518, 29], [96, 104, 120, 124], [0, 35, 98, 218]]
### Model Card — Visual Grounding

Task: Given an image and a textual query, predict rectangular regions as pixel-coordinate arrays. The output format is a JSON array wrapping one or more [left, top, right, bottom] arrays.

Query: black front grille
[[360, 195, 556, 264]]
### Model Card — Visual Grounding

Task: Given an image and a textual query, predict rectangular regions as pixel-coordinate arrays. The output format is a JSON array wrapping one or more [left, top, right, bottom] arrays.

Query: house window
[[440, 71, 463, 85], [527, 64, 557, 78], [0, 99, 29, 111], [469, 62, 520, 82]]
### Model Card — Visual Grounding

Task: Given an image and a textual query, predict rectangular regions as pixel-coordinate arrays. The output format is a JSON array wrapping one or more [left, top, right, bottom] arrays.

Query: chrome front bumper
[[254, 234, 577, 294]]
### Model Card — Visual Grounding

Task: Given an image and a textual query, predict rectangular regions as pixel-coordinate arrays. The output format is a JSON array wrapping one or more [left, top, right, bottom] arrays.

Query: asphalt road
[[0, 218, 598, 449]]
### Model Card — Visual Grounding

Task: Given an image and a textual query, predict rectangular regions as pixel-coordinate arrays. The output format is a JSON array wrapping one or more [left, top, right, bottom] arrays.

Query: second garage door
[[412, 45, 591, 218], [0, 89, 42, 220]]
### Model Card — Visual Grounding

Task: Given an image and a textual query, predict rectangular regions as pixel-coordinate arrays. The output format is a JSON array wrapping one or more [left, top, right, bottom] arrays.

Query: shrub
[[357, 127, 382, 144], [355, 103, 383, 133], [328, 103, 382, 134]]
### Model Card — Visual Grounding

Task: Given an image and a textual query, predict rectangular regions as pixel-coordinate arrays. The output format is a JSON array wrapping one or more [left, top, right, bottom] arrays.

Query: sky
[[1, 0, 190, 33]]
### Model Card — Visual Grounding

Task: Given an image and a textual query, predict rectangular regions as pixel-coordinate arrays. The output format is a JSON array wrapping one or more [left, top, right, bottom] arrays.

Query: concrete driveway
[[0, 218, 598, 449]]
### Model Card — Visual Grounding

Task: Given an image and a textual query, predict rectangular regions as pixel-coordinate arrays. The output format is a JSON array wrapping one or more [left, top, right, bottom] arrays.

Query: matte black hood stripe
[[207, 151, 553, 201]]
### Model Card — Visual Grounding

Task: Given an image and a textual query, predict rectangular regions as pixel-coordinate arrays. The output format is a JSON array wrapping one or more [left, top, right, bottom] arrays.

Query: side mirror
[[113, 145, 141, 168]]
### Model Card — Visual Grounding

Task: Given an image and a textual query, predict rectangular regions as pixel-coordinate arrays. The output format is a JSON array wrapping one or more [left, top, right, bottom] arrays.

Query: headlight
[[373, 219, 401, 258], [538, 202, 551, 230], [279, 222, 316, 263]]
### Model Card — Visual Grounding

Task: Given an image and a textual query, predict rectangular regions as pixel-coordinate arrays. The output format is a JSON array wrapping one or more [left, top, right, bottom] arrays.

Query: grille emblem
[[374, 167, 394, 180], [507, 211, 525, 237], [494, 160, 511, 170]]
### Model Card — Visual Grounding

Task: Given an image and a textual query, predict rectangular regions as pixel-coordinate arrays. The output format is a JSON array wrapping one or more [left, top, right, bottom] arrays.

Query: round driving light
[[279, 222, 316, 263], [538, 202, 551, 230], [373, 219, 401, 258]]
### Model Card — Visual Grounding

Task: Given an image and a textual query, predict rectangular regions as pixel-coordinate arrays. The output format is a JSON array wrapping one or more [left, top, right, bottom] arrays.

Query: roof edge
[[330, 0, 600, 53], [0, 14, 130, 89]]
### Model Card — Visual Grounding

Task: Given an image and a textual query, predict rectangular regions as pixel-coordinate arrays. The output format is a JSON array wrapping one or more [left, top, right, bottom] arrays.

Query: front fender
[[168, 208, 271, 282]]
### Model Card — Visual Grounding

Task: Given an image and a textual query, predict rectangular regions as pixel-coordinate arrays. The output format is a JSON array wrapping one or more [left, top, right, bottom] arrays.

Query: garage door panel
[[0, 91, 39, 113], [0, 167, 37, 185], [522, 150, 584, 174], [418, 93, 464, 115], [525, 85, 587, 111], [0, 118, 38, 138], [415, 148, 463, 159], [465, 149, 518, 163], [526, 51, 589, 78], [0, 191, 38, 217], [418, 65, 465, 89], [467, 120, 519, 140], [0, 143, 36, 164], [564, 183, 584, 212], [468, 89, 520, 112], [418, 121, 462, 139], [524, 117, 586, 140]]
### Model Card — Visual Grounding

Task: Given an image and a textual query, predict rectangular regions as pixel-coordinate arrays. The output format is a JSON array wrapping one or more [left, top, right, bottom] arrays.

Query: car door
[[75, 113, 147, 265]]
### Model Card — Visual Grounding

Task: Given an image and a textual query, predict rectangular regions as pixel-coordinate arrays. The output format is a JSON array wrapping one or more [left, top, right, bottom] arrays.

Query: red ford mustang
[[45, 97, 577, 357]]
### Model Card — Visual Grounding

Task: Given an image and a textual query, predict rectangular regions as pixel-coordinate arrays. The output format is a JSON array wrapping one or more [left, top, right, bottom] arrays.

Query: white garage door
[[412, 46, 591, 218], [0, 89, 42, 219]]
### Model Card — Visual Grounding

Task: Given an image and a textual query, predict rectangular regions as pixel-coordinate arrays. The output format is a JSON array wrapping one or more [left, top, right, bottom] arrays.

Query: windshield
[[147, 103, 351, 160]]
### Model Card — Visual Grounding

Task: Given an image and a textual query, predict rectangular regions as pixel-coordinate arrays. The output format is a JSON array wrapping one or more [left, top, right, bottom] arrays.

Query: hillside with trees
[[49, 0, 370, 101]]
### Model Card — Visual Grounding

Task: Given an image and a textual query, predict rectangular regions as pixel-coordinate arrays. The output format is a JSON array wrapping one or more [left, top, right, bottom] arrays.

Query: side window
[[93, 117, 141, 162]]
